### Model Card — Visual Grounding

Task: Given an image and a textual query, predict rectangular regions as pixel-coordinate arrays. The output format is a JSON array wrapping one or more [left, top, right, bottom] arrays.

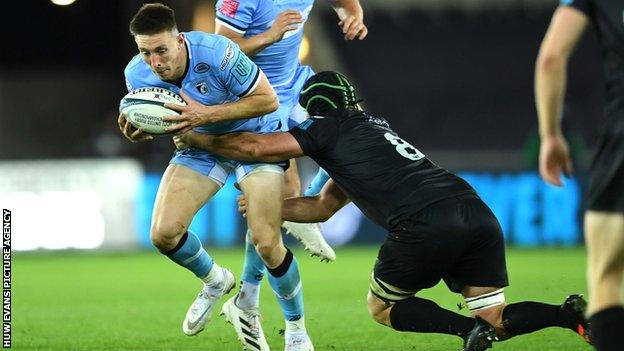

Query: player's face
[[135, 30, 185, 81]]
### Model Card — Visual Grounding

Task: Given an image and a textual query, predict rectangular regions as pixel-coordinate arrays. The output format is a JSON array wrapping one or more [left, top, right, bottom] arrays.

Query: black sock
[[266, 248, 293, 278], [589, 306, 624, 351], [389, 296, 475, 338], [502, 301, 576, 335]]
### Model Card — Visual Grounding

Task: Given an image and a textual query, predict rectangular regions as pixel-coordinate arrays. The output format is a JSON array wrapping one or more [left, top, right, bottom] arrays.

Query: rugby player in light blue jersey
[[117, 4, 310, 348], [210, 0, 367, 349]]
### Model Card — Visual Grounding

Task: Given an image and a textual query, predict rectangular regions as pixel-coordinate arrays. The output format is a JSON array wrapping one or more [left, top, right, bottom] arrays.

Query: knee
[[368, 305, 391, 326], [366, 293, 393, 327], [150, 221, 187, 252], [252, 235, 282, 260]]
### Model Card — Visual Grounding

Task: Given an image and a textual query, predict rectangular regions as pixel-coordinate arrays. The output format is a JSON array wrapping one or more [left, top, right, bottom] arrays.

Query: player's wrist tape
[[465, 289, 505, 312]]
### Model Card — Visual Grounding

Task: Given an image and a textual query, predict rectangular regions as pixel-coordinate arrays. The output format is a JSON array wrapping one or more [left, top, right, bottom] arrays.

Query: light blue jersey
[[125, 31, 279, 135], [215, 0, 314, 86], [124, 31, 284, 185], [215, 0, 316, 129]]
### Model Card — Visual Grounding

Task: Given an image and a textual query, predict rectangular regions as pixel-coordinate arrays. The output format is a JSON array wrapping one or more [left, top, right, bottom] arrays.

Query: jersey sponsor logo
[[366, 114, 390, 129], [220, 43, 235, 70], [229, 53, 254, 84], [384, 132, 425, 161], [193, 62, 210, 74], [218, 0, 239, 18], [195, 81, 209, 95]]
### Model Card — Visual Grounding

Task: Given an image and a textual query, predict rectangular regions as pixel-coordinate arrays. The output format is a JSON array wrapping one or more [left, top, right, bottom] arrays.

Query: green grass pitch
[[13, 246, 591, 350]]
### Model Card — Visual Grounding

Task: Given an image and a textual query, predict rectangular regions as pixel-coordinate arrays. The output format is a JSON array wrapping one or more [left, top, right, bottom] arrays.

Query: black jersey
[[288, 109, 475, 230], [564, 0, 624, 122]]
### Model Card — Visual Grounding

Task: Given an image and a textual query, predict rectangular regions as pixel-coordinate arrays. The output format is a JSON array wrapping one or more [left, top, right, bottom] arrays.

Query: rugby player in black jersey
[[174, 71, 590, 350], [536, 1, 624, 350]]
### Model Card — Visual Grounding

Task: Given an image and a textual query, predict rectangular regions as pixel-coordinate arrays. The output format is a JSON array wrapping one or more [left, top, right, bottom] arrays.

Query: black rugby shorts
[[587, 119, 624, 212], [371, 194, 509, 301]]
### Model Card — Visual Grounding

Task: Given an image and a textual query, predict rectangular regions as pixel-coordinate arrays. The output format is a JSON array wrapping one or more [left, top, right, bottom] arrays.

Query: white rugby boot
[[220, 295, 270, 351], [281, 221, 336, 262], [284, 332, 314, 351], [182, 267, 235, 336]]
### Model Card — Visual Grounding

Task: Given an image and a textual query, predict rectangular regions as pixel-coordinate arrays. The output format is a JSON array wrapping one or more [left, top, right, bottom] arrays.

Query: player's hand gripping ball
[[119, 87, 186, 135]]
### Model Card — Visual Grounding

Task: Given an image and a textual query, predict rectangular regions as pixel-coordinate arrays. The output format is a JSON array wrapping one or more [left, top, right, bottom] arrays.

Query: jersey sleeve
[[288, 116, 339, 157], [215, 0, 256, 35], [213, 37, 261, 97], [560, 0, 591, 15]]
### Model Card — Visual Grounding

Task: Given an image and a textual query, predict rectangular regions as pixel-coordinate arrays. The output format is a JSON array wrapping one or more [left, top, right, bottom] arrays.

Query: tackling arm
[[283, 179, 351, 222], [181, 130, 305, 162]]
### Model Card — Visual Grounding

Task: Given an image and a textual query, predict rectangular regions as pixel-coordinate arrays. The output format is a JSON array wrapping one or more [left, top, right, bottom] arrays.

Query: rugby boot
[[461, 316, 497, 351], [182, 267, 235, 335], [282, 221, 335, 262]]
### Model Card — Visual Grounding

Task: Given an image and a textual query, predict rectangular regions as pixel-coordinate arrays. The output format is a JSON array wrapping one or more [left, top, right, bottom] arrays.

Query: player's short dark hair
[[299, 71, 359, 116], [129, 3, 177, 36]]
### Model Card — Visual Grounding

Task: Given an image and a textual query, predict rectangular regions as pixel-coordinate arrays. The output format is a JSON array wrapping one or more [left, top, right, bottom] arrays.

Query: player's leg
[[281, 102, 335, 262], [585, 211, 624, 351], [150, 162, 235, 336], [284, 159, 302, 198], [367, 287, 476, 337], [236, 230, 265, 309], [303, 167, 330, 196], [461, 286, 588, 341], [455, 195, 589, 345], [364, 208, 481, 349], [366, 235, 477, 341], [239, 166, 312, 350], [583, 129, 624, 351]]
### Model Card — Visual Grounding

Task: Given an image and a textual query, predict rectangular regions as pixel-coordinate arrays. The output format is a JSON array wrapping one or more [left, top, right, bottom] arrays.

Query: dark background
[[0, 1, 605, 173]]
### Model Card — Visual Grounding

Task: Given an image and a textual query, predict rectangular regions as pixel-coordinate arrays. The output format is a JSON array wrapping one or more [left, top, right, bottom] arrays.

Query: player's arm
[[330, 0, 368, 40], [535, 5, 588, 186], [163, 70, 278, 133], [215, 11, 303, 56], [237, 179, 350, 222], [283, 179, 350, 222], [174, 130, 305, 162], [205, 70, 278, 123]]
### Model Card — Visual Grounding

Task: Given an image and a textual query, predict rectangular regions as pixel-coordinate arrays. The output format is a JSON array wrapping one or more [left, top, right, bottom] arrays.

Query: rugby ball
[[119, 87, 186, 135]]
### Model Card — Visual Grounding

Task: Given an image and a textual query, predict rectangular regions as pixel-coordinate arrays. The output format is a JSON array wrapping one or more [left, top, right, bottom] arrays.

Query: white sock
[[236, 281, 260, 310], [202, 262, 223, 287], [285, 317, 306, 334]]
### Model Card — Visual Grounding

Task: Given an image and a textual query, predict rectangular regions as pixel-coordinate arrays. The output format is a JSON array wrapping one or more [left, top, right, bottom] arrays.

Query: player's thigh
[[283, 159, 301, 198], [443, 195, 509, 293], [585, 211, 624, 274], [371, 239, 431, 302], [151, 163, 221, 235], [586, 126, 624, 212], [238, 166, 284, 237]]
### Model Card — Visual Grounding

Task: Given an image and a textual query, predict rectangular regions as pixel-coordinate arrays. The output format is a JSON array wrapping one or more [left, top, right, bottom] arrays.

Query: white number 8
[[384, 132, 425, 161]]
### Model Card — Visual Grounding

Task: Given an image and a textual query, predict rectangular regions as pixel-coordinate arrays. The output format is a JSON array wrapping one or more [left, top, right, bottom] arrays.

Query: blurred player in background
[[212, 0, 366, 349], [535, 1, 624, 350], [175, 71, 591, 351], [118, 4, 313, 350]]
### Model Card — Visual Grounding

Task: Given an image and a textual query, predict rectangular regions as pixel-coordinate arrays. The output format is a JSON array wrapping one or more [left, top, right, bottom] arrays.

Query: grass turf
[[13, 246, 591, 350]]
